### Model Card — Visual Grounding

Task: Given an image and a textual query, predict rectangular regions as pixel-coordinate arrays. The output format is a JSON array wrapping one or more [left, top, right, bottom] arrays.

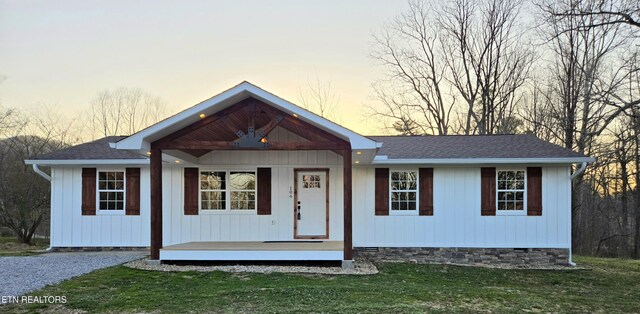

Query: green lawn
[[0, 236, 49, 256], [6, 256, 640, 313]]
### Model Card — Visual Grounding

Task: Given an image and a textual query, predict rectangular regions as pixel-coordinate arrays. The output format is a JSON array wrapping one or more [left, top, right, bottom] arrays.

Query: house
[[25, 82, 593, 267]]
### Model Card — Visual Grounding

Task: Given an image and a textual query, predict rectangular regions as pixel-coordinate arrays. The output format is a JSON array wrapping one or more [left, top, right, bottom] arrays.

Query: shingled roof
[[30, 136, 146, 160], [368, 134, 588, 159], [29, 134, 589, 163]]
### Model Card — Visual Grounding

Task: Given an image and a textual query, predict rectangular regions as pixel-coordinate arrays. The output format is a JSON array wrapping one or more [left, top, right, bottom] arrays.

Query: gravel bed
[[125, 258, 378, 275], [0, 251, 146, 301]]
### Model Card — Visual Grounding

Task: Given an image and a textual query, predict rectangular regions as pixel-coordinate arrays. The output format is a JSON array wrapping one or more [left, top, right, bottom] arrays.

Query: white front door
[[295, 170, 328, 239]]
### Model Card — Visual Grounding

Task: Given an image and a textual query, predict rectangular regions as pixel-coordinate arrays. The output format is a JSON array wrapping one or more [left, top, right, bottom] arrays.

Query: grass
[[0, 236, 49, 256], [5, 256, 640, 313]]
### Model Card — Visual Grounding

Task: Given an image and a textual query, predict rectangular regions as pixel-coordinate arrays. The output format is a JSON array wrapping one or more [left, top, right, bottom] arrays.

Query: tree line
[[368, 0, 639, 257]]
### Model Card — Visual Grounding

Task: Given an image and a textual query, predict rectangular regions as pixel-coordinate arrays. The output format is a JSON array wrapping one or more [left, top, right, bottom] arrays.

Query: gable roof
[[369, 134, 593, 164], [114, 81, 379, 152]]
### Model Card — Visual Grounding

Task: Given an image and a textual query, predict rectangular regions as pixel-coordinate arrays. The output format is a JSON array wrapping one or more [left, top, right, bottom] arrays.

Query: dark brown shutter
[[375, 168, 389, 216], [527, 167, 543, 216], [81, 168, 97, 215], [125, 168, 141, 215], [257, 168, 272, 215], [184, 167, 199, 215], [481, 167, 496, 216], [419, 168, 434, 216]]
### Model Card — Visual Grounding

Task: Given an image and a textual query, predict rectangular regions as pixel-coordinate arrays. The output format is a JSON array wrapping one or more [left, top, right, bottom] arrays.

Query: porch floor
[[159, 241, 344, 261]]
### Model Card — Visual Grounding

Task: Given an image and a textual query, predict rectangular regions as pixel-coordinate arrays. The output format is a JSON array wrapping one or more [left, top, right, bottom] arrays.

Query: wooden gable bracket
[[232, 113, 284, 149]]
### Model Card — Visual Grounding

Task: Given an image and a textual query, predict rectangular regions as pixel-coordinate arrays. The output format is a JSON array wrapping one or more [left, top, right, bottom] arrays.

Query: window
[[98, 171, 124, 211], [497, 170, 526, 212], [229, 172, 256, 210], [302, 175, 321, 189], [390, 171, 418, 213], [200, 170, 256, 211], [200, 171, 226, 210]]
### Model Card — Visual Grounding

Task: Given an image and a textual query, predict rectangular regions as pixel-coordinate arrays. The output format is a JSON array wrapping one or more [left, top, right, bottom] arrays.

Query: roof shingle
[[31, 136, 146, 160], [368, 134, 587, 159]]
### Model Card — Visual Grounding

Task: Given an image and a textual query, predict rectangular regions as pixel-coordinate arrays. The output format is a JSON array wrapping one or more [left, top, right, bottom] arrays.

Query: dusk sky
[[0, 0, 410, 135]]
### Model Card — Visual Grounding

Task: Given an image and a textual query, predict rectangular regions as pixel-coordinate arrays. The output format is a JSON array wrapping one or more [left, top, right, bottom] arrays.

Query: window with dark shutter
[[375, 168, 389, 216], [481, 167, 496, 216], [257, 168, 272, 215], [184, 167, 199, 215], [125, 168, 140, 215], [419, 168, 433, 216], [81, 168, 97, 216]]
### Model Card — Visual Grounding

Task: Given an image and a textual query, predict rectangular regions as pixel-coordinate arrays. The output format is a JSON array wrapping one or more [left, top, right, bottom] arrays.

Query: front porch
[[159, 241, 344, 261]]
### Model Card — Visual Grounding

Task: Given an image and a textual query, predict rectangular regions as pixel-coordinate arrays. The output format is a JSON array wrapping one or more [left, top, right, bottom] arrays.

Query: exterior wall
[[353, 166, 571, 249], [162, 127, 345, 246], [50, 167, 150, 247]]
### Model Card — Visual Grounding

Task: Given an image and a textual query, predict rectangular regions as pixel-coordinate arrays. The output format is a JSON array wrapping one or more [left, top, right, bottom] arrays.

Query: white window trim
[[389, 169, 420, 216], [198, 168, 258, 215], [96, 169, 126, 215], [495, 168, 527, 216]]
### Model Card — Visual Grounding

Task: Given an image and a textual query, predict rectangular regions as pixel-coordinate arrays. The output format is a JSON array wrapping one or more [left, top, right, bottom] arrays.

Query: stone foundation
[[50, 247, 148, 252], [353, 247, 570, 266]]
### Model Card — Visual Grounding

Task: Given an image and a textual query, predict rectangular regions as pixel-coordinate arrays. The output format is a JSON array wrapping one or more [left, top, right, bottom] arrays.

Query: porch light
[[175, 160, 181, 164], [292, 113, 298, 118], [356, 151, 362, 155], [260, 138, 268, 143], [199, 113, 206, 119], [355, 160, 360, 164], [146, 151, 151, 155]]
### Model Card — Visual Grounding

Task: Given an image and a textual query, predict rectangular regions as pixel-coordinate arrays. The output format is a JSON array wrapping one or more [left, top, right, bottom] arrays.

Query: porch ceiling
[[153, 97, 349, 157]]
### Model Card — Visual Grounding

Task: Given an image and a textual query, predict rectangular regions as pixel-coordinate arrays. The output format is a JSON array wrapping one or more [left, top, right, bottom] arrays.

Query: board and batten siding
[[352, 166, 571, 249], [50, 167, 150, 247], [162, 127, 345, 246]]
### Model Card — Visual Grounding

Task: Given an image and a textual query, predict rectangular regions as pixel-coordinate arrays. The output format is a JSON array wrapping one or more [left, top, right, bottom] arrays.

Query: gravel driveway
[[0, 251, 145, 300]]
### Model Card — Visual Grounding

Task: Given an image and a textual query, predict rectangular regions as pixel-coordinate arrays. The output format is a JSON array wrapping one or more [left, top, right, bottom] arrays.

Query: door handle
[[297, 204, 301, 220]]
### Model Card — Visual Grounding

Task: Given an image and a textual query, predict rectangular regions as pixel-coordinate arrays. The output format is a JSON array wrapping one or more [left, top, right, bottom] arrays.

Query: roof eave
[[372, 156, 595, 165], [25, 159, 150, 166]]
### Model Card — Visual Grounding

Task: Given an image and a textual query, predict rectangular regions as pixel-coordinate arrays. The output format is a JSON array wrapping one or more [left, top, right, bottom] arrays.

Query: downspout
[[31, 164, 52, 251], [32, 164, 51, 181], [568, 161, 588, 266]]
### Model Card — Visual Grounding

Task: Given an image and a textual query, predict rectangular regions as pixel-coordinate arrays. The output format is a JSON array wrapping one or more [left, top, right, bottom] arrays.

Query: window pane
[[201, 171, 225, 190], [408, 202, 416, 210], [516, 192, 524, 201], [391, 202, 399, 210], [516, 171, 525, 181], [230, 172, 255, 190], [515, 201, 524, 210], [515, 180, 525, 190]]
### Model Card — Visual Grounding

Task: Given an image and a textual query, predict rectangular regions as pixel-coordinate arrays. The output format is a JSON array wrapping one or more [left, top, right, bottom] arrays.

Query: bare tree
[[368, 0, 533, 136], [297, 74, 339, 121], [439, 0, 534, 135], [91, 87, 167, 137], [368, 0, 455, 135], [547, 0, 640, 30], [0, 108, 71, 244]]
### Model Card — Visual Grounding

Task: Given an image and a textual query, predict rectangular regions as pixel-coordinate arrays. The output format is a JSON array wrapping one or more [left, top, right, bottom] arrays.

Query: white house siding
[[50, 167, 150, 247], [352, 166, 571, 249], [162, 127, 345, 246]]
